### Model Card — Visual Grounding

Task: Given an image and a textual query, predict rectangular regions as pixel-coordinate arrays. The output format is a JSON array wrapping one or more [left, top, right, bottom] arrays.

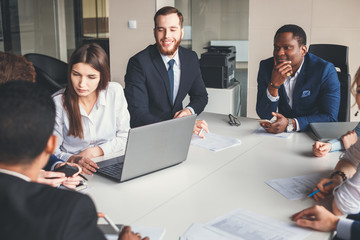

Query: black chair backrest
[[24, 53, 68, 94], [308, 44, 350, 122]]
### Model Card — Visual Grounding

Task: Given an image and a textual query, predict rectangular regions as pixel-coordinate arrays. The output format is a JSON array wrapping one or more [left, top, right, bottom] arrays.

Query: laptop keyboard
[[97, 162, 123, 179]]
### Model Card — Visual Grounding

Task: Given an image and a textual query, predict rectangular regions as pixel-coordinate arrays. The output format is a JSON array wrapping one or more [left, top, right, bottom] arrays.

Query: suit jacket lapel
[[293, 56, 307, 105], [174, 47, 185, 107], [150, 44, 173, 105]]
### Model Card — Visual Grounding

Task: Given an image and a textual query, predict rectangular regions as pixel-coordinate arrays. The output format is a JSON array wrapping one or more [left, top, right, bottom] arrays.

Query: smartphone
[[75, 181, 87, 191], [54, 164, 79, 177], [257, 119, 272, 124]]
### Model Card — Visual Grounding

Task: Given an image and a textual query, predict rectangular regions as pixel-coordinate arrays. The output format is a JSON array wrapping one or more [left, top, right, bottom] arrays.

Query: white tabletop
[[87, 112, 340, 240]]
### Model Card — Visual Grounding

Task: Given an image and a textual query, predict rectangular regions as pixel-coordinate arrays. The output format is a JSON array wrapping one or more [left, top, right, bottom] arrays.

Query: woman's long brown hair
[[63, 43, 110, 139]]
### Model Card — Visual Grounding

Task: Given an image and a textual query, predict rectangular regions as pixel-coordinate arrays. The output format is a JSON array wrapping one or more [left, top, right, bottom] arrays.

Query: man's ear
[[181, 27, 184, 39], [45, 135, 58, 155], [301, 45, 307, 57]]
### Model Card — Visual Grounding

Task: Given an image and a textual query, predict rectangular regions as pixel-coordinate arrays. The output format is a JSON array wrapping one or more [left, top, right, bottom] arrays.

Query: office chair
[[308, 44, 351, 122], [24, 53, 68, 94]]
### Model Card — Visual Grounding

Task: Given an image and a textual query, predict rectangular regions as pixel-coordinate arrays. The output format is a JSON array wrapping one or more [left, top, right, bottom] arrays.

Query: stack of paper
[[253, 127, 293, 138], [191, 132, 241, 151], [265, 173, 328, 200], [180, 209, 310, 240]]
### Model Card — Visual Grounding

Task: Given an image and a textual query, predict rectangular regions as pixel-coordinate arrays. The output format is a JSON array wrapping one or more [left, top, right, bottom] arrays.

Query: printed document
[[253, 127, 293, 138], [180, 209, 310, 240], [266, 173, 329, 200], [191, 132, 241, 151]]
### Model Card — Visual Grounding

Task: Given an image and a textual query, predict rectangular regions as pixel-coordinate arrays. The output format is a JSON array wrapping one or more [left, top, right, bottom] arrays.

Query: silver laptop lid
[[121, 115, 197, 182], [310, 122, 358, 141]]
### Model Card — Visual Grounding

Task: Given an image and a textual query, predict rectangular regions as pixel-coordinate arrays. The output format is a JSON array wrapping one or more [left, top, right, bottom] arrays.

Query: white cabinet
[[183, 82, 241, 116]]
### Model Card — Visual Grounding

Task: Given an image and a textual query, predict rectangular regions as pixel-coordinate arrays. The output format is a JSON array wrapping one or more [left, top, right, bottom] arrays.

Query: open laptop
[[309, 122, 358, 141], [95, 115, 197, 182]]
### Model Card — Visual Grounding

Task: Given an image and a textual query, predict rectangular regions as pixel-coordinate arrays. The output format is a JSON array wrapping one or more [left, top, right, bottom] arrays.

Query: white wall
[[247, 0, 360, 121], [108, 0, 156, 85]]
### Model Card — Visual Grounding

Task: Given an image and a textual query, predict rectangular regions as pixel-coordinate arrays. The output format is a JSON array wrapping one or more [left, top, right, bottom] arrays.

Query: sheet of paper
[[204, 209, 310, 240], [191, 132, 241, 152], [253, 127, 293, 138], [104, 225, 165, 240], [265, 173, 328, 200], [180, 223, 230, 240]]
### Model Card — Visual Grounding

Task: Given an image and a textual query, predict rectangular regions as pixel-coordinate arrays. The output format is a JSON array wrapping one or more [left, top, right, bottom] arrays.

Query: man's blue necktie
[[168, 59, 175, 104]]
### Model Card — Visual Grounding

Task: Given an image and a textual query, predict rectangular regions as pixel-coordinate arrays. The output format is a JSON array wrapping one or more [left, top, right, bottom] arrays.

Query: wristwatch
[[287, 118, 294, 132]]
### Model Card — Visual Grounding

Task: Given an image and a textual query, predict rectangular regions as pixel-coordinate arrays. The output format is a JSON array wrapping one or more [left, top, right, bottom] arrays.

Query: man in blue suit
[[256, 24, 340, 133], [124, 6, 208, 134]]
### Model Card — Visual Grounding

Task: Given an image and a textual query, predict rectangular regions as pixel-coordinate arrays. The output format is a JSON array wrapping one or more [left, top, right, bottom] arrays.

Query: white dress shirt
[[53, 82, 130, 161], [160, 51, 195, 114]]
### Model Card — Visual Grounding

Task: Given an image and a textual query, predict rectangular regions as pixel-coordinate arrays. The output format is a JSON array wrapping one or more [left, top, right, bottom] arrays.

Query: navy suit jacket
[[43, 154, 64, 171], [0, 173, 105, 240], [124, 44, 208, 128], [256, 52, 340, 131]]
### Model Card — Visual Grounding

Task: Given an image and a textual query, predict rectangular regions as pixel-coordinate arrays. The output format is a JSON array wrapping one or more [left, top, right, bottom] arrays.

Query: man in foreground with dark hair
[[0, 81, 147, 240], [256, 24, 340, 133]]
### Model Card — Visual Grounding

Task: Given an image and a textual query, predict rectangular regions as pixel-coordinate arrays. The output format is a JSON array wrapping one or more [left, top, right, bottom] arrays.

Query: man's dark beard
[[157, 38, 181, 56]]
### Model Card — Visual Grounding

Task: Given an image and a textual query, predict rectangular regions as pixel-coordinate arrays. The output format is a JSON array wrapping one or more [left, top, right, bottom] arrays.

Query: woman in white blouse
[[53, 43, 130, 174]]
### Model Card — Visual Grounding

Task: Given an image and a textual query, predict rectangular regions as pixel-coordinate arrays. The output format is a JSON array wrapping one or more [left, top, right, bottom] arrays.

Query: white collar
[[160, 50, 180, 67], [0, 168, 31, 182]]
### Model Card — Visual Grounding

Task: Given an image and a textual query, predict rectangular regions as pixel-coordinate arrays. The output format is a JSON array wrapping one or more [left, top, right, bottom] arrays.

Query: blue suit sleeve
[[256, 60, 279, 119], [43, 155, 64, 171], [296, 63, 340, 130], [185, 51, 208, 115]]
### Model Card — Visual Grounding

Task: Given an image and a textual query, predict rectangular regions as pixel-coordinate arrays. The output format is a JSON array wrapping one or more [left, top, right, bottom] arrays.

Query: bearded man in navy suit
[[125, 6, 208, 136], [256, 24, 340, 133]]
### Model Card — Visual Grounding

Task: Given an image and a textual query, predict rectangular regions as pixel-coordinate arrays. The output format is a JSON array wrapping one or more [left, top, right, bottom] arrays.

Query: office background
[[1, 0, 360, 120]]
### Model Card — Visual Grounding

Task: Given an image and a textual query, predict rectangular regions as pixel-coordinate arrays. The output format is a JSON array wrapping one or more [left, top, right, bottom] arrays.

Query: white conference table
[[87, 112, 340, 240]]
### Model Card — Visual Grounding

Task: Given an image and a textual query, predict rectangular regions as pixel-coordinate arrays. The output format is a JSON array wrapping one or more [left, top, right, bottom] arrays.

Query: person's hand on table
[[260, 112, 287, 133], [68, 155, 99, 175], [118, 226, 149, 240], [312, 141, 332, 157], [173, 108, 192, 119], [193, 120, 209, 138], [36, 170, 67, 187], [311, 178, 340, 202], [291, 205, 339, 232], [342, 130, 358, 150]]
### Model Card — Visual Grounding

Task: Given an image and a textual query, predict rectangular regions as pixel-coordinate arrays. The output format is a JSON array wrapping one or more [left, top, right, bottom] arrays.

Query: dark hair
[[0, 52, 36, 84], [0, 81, 55, 165], [351, 66, 360, 97], [274, 24, 307, 46], [63, 43, 110, 138], [154, 6, 183, 28]]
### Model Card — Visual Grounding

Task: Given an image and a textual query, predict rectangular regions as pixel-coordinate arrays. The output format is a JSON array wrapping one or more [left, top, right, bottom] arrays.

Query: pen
[[198, 128, 204, 136], [79, 174, 88, 181], [307, 181, 333, 197], [98, 212, 121, 233]]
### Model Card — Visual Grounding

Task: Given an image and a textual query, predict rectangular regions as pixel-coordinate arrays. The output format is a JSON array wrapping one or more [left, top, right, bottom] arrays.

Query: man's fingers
[[43, 171, 66, 178], [296, 218, 315, 228]]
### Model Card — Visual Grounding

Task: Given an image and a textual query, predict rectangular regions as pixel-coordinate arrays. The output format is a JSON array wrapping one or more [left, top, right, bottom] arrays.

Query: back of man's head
[[0, 81, 55, 165], [0, 52, 36, 84], [274, 24, 307, 46]]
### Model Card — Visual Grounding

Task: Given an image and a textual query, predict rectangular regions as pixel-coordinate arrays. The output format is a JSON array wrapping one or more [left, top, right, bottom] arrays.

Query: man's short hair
[[154, 6, 183, 28], [0, 81, 55, 165], [274, 24, 307, 46], [0, 52, 36, 84]]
